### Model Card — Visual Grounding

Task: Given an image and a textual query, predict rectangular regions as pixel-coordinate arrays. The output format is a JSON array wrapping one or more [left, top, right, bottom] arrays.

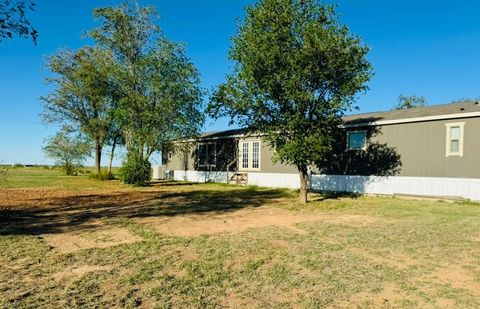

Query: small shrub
[[0, 166, 8, 184], [121, 153, 151, 186], [63, 163, 77, 176], [13, 163, 24, 168], [89, 170, 116, 181]]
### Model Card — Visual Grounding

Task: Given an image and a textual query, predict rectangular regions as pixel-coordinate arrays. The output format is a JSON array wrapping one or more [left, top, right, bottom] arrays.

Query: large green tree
[[209, 0, 372, 203], [42, 46, 117, 174], [90, 1, 204, 184], [0, 0, 37, 44]]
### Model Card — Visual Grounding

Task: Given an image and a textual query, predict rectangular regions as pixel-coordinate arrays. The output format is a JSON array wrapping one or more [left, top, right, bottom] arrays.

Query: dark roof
[[194, 101, 480, 139], [197, 128, 246, 139], [343, 101, 480, 125]]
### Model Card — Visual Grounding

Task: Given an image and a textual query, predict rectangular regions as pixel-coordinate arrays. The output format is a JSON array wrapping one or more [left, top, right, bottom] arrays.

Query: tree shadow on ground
[[0, 185, 291, 236], [310, 191, 362, 201], [149, 181, 197, 187]]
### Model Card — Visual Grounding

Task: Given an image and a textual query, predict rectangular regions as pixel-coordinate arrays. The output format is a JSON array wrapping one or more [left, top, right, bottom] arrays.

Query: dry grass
[[1, 169, 480, 308]]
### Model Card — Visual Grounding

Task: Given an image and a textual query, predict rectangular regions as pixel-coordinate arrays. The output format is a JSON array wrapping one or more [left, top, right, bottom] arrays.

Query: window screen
[[198, 144, 216, 167]]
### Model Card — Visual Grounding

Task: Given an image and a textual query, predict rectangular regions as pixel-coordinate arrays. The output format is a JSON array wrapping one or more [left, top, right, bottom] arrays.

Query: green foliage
[[450, 97, 480, 104], [121, 152, 151, 186], [209, 0, 372, 160], [0, 166, 8, 184], [13, 163, 24, 168], [88, 170, 116, 181], [42, 127, 92, 176], [42, 46, 117, 173], [393, 94, 428, 110], [41, 1, 204, 175], [0, 0, 38, 44], [208, 0, 372, 201], [90, 1, 204, 159], [317, 127, 402, 176]]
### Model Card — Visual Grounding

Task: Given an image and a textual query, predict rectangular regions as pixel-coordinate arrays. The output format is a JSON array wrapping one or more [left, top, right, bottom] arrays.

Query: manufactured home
[[163, 101, 480, 200]]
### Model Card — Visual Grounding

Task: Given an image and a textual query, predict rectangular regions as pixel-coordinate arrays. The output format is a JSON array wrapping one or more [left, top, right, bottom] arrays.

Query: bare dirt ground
[[44, 221, 143, 254], [136, 208, 375, 237], [2, 183, 480, 308], [0, 186, 373, 247]]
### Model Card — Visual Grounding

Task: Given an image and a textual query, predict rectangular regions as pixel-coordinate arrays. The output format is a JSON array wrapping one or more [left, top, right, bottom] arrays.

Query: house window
[[347, 131, 367, 150], [252, 142, 260, 169], [446, 122, 465, 157], [198, 143, 216, 167], [239, 140, 261, 171], [242, 142, 249, 169]]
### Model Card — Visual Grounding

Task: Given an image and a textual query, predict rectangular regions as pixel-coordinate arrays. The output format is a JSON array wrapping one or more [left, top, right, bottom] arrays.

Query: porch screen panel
[[198, 144, 207, 166], [207, 143, 217, 166]]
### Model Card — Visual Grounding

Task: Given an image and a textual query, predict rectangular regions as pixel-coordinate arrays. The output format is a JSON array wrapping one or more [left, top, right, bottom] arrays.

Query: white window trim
[[238, 140, 261, 171], [445, 122, 465, 157], [198, 142, 217, 168], [346, 130, 367, 151]]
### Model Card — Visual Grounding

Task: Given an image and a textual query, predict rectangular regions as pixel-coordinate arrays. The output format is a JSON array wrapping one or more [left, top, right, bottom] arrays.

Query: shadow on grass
[[0, 184, 292, 236], [149, 180, 198, 187], [311, 191, 363, 201]]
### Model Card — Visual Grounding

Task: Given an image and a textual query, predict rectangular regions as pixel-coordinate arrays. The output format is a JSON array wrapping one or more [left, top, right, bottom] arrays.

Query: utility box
[[152, 165, 166, 180]]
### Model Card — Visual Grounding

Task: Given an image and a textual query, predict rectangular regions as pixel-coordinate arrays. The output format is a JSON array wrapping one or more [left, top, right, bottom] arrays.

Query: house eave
[[343, 111, 480, 128], [175, 111, 480, 142]]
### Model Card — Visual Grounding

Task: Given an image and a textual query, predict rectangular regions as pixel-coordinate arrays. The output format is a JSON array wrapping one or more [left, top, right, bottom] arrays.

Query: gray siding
[[240, 137, 298, 174], [165, 116, 480, 179], [164, 138, 297, 174], [371, 117, 480, 178]]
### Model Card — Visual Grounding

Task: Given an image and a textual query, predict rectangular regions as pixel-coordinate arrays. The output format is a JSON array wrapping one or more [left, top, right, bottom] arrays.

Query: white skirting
[[171, 170, 480, 201], [173, 170, 228, 183]]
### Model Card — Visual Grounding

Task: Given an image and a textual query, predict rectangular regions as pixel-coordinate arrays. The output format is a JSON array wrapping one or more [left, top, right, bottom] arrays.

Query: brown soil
[[348, 247, 420, 270], [1, 185, 477, 308], [330, 283, 432, 309], [1, 186, 376, 240], [135, 208, 374, 237], [428, 264, 480, 294], [52, 265, 112, 284], [43, 220, 143, 254]]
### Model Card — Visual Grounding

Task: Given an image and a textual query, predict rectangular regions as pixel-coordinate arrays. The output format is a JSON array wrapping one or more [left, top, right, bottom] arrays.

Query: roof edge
[[176, 110, 480, 142], [343, 111, 480, 128]]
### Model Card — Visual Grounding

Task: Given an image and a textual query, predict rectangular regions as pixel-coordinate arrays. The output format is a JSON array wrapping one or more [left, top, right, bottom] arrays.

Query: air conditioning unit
[[152, 165, 166, 180]]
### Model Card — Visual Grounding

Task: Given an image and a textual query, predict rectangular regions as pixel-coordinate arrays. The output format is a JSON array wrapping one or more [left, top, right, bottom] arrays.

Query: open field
[[1, 168, 480, 308], [0, 167, 124, 190]]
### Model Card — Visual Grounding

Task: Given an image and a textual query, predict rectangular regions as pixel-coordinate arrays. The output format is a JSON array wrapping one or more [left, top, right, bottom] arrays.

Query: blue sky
[[1, 0, 480, 165]]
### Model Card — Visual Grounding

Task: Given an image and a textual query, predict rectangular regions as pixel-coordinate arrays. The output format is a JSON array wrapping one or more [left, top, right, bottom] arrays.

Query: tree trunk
[[107, 139, 117, 176], [95, 140, 102, 174], [298, 165, 308, 204]]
